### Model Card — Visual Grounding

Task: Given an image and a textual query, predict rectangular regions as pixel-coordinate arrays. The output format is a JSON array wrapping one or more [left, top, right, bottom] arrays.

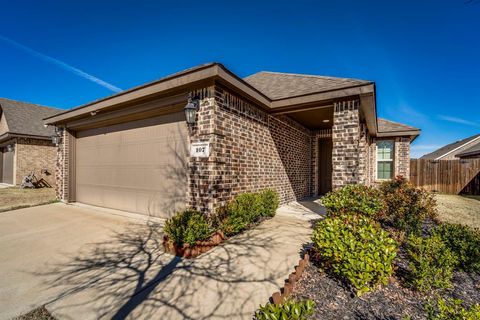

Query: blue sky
[[1, 0, 479, 157]]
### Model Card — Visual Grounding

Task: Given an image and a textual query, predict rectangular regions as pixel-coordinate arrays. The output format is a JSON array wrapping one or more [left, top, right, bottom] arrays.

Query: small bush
[[433, 223, 480, 272], [425, 297, 480, 320], [255, 299, 315, 320], [312, 215, 398, 295], [217, 189, 279, 236], [164, 209, 212, 246], [380, 176, 437, 234], [322, 184, 384, 219], [406, 234, 457, 292], [259, 189, 280, 217]]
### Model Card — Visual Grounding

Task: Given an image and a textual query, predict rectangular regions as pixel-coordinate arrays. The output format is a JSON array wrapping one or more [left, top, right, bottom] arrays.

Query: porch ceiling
[[286, 106, 333, 130]]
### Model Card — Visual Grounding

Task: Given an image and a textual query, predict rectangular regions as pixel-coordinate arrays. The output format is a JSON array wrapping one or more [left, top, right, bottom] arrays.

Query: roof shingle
[[243, 71, 372, 100], [377, 118, 419, 133], [421, 133, 480, 159], [0, 98, 62, 138], [455, 140, 480, 158]]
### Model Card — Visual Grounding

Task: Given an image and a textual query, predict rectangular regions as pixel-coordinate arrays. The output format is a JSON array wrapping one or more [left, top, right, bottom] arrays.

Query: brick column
[[332, 100, 362, 189], [395, 137, 411, 178], [55, 127, 68, 201], [186, 87, 218, 214]]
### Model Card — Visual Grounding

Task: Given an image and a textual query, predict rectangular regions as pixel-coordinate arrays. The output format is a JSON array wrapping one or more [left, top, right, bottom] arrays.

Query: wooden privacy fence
[[410, 159, 480, 195]]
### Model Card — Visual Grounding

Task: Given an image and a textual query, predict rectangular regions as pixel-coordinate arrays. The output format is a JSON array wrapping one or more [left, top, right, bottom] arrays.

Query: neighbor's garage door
[[1, 149, 14, 185], [75, 112, 188, 218]]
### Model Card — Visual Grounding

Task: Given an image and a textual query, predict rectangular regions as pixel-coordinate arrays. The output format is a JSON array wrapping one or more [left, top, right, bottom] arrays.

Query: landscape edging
[[271, 253, 310, 304]]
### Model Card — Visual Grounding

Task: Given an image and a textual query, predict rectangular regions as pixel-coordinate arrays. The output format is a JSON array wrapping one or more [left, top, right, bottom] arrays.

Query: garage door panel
[[75, 112, 188, 218]]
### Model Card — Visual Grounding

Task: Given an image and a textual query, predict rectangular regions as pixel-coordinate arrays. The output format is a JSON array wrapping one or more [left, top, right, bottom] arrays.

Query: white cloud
[[0, 35, 122, 93], [438, 115, 480, 127]]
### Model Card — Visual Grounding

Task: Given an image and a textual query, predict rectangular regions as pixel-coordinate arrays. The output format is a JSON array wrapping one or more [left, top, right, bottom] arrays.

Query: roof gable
[[243, 71, 372, 100], [377, 118, 419, 133], [0, 98, 62, 138], [456, 140, 480, 158], [421, 133, 480, 159]]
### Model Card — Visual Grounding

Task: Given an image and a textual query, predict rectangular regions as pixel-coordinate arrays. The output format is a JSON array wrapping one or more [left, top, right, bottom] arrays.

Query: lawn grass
[[435, 194, 480, 229], [0, 187, 57, 213]]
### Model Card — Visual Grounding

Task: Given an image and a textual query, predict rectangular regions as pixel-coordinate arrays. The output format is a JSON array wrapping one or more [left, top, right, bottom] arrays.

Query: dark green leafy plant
[[432, 223, 480, 272], [380, 176, 437, 235], [425, 297, 480, 320], [259, 189, 280, 217], [322, 184, 384, 219], [164, 209, 212, 246], [406, 234, 457, 292], [255, 299, 315, 320], [217, 189, 279, 236], [312, 215, 398, 295]]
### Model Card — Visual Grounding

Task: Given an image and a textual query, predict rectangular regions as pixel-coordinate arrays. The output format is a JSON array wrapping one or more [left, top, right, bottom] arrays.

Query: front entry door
[[318, 139, 332, 195]]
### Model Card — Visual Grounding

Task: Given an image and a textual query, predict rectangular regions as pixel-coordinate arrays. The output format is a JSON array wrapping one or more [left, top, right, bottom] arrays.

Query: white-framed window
[[377, 140, 394, 180]]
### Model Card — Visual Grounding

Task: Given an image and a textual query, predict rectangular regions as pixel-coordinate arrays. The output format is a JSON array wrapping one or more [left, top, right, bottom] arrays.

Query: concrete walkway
[[0, 201, 321, 320]]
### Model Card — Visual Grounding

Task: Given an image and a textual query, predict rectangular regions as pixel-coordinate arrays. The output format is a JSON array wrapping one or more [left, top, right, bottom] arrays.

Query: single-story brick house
[[44, 63, 420, 217], [0, 98, 61, 186]]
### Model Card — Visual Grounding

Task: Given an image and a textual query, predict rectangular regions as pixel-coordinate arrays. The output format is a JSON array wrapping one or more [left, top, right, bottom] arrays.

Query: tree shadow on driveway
[[35, 215, 308, 320]]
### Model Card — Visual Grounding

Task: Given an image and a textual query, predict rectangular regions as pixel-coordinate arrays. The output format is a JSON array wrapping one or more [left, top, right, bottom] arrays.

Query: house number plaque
[[190, 142, 210, 158]]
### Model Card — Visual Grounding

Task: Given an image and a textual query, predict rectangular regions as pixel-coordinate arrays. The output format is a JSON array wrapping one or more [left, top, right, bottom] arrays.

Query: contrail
[[0, 35, 122, 93]]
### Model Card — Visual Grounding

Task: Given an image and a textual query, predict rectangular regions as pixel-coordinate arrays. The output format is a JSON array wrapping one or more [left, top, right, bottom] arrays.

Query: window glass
[[377, 140, 394, 179]]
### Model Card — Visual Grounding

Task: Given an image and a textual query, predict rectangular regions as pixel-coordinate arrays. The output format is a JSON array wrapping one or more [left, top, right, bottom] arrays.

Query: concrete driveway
[[0, 202, 318, 320], [0, 203, 164, 320]]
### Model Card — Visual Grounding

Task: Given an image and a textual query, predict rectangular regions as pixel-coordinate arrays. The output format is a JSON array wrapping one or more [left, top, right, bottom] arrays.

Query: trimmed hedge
[[425, 297, 480, 320], [322, 184, 384, 219], [380, 176, 437, 235], [312, 215, 398, 295], [255, 299, 315, 320], [433, 223, 480, 272], [406, 234, 457, 292], [164, 209, 212, 247], [218, 189, 280, 236]]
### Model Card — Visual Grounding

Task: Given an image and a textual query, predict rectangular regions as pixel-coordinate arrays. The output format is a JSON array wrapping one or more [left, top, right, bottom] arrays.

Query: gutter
[[43, 63, 379, 135], [0, 132, 53, 144]]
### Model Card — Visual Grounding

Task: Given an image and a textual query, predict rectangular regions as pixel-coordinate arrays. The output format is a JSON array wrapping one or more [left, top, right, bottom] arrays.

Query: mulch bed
[[292, 249, 480, 320]]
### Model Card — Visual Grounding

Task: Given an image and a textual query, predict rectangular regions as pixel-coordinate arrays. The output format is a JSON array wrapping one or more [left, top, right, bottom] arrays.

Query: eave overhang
[[44, 63, 379, 135]]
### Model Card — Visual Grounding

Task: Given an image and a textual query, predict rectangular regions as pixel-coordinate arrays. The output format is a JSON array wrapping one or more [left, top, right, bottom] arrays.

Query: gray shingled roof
[[0, 98, 62, 138], [243, 71, 372, 100], [378, 118, 419, 133], [421, 133, 480, 159], [456, 140, 480, 158]]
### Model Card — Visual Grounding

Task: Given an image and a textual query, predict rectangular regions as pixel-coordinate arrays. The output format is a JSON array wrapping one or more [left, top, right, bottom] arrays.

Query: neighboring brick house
[[421, 133, 480, 160], [0, 98, 61, 186], [44, 63, 420, 218]]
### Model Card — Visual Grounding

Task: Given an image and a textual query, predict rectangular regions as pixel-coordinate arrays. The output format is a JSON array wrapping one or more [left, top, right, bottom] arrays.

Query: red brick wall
[[188, 85, 312, 213], [15, 138, 57, 187]]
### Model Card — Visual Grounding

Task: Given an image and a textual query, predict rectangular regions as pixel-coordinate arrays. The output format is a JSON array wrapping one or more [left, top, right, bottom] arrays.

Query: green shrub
[[425, 297, 480, 320], [406, 234, 457, 292], [322, 184, 384, 219], [255, 299, 315, 320], [312, 215, 398, 295], [433, 223, 480, 272], [217, 189, 279, 236], [259, 189, 280, 217], [164, 209, 212, 246], [380, 176, 437, 234]]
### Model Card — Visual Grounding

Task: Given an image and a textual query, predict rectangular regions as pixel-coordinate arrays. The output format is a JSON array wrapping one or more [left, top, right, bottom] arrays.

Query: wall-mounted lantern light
[[184, 95, 200, 125], [6, 144, 14, 152], [51, 127, 64, 146]]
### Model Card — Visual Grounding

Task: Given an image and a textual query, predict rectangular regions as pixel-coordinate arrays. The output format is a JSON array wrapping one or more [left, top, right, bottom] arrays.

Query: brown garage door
[[1, 149, 14, 185], [75, 112, 188, 218]]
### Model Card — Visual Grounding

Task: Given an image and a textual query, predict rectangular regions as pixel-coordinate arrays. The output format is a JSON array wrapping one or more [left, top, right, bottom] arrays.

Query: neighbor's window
[[377, 140, 394, 180]]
